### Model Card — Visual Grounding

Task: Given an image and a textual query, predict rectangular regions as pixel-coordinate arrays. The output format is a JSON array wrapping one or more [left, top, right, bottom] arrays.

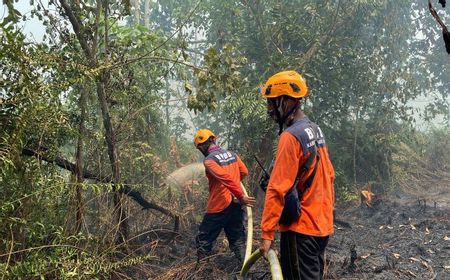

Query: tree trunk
[[96, 74, 128, 243], [74, 85, 87, 234], [134, 0, 140, 24], [144, 0, 150, 27], [353, 111, 358, 185], [59, 0, 128, 245], [100, 1, 128, 244]]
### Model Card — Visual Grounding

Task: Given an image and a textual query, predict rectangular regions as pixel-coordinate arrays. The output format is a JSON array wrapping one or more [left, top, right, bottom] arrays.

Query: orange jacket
[[261, 117, 335, 240], [203, 145, 248, 213]]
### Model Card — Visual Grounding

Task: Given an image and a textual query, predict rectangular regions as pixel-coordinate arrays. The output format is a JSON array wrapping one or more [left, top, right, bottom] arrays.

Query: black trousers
[[196, 202, 245, 262], [280, 231, 329, 280]]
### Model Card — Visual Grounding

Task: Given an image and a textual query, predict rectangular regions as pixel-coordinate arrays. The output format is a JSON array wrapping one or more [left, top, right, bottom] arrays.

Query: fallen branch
[[428, 0, 450, 54], [21, 148, 180, 234]]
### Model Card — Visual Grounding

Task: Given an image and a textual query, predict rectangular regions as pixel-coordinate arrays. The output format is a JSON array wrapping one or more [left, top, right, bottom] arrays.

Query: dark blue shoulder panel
[[285, 117, 327, 155], [205, 147, 238, 166]]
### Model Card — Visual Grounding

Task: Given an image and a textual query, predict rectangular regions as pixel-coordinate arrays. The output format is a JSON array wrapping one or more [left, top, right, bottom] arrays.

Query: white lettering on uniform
[[305, 128, 314, 140], [317, 127, 324, 138], [214, 152, 236, 163]]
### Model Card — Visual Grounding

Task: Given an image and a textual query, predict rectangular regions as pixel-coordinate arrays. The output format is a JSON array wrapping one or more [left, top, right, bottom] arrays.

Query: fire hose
[[240, 249, 283, 280], [240, 183, 283, 280], [240, 183, 253, 263]]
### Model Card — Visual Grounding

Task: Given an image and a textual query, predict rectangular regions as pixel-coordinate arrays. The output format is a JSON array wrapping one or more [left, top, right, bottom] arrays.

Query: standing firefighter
[[259, 71, 335, 280], [194, 129, 256, 265]]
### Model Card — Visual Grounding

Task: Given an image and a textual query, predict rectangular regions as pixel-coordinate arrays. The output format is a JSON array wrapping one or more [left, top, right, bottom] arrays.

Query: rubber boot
[[231, 243, 245, 267]]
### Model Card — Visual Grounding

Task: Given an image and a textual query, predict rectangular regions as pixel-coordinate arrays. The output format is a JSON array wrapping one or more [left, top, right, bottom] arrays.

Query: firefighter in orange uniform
[[194, 129, 256, 265], [259, 71, 335, 280]]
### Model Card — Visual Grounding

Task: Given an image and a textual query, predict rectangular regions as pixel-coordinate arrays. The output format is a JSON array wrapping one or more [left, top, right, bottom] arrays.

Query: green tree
[[164, 0, 450, 194]]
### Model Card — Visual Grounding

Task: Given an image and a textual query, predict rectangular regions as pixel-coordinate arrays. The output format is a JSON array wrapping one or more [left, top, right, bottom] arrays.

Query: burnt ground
[[326, 199, 450, 280], [149, 197, 450, 280]]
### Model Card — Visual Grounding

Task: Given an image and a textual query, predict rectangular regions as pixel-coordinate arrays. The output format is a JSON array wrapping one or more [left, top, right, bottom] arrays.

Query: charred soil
[[151, 197, 450, 280]]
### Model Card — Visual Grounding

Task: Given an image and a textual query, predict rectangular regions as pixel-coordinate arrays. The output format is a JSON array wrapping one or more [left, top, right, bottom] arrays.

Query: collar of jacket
[[207, 145, 221, 154]]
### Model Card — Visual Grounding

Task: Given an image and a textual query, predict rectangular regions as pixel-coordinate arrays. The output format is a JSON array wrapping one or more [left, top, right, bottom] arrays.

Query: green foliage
[[2, 0, 450, 278], [1, 221, 154, 279], [1, 1, 187, 278], [335, 183, 360, 203], [164, 0, 450, 199], [187, 43, 247, 112]]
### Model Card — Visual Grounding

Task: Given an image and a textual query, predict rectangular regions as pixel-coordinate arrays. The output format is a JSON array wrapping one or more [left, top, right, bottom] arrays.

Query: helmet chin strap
[[275, 96, 300, 135]]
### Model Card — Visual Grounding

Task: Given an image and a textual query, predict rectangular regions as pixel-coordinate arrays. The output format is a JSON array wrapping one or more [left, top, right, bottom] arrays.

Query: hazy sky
[[1, 0, 447, 129], [0, 0, 46, 42]]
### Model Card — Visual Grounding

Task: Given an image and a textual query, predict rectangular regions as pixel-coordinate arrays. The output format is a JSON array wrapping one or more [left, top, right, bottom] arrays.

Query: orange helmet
[[194, 129, 216, 146], [261, 70, 308, 99]]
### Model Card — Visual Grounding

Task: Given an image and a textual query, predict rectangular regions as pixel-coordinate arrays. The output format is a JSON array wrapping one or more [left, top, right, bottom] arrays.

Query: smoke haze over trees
[[1, 0, 449, 278]]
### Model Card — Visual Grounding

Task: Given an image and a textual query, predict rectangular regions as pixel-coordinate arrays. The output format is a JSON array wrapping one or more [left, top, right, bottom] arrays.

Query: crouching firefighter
[[194, 129, 256, 265], [259, 71, 335, 280]]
